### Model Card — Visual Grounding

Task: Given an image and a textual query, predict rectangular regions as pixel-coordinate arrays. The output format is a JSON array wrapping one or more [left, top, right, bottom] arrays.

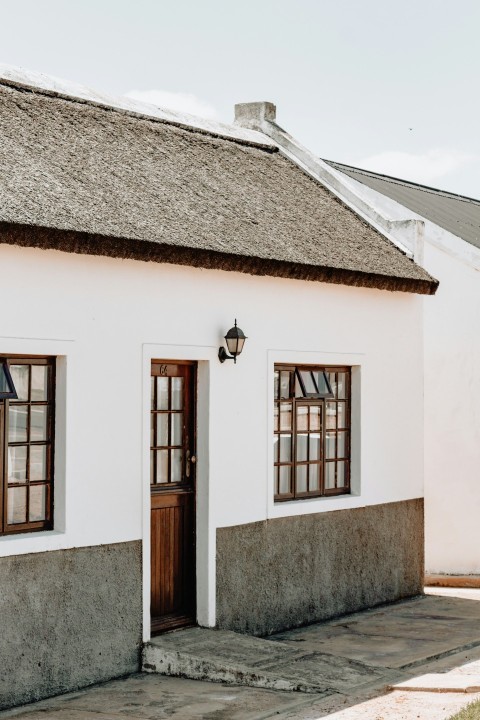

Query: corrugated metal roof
[[325, 160, 480, 250]]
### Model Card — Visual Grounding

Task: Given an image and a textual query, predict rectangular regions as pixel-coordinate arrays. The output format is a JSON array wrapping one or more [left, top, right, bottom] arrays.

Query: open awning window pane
[[295, 369, 334, 399], [0, 362, 18, 400]]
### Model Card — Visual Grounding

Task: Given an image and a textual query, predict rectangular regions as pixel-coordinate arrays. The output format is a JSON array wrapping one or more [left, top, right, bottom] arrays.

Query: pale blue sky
[[1, 0, 479, 196]]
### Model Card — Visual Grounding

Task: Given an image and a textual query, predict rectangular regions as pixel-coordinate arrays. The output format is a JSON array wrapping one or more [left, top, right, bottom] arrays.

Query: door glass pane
[[8, 445, 27, 482], [326, 432, 336, 459], [309, 433, 321, 460], [31, 365, 48, 401], [30, 406, 48, 442], [7, 486, 27, 524], [337, 373, 346, 400], [8, 405, 28, 443], [280, 403, 292, 431], [297, 434, 308, 462], [296, 464, 307, 493], [309, 406, 321, 431], [171, 413, 183, 446], [326, 402, 337, 429], [325, 462, 335, 489], [151, 376, 155, 409], [309, 463, 319, 492], [279, 465, 291, 495], [156, 377, 168, 410], [279, 434, 291, 462], [10, 365, 29, 401], [156, 449, 168, 483], [274, 404, 279, 432], [171, 378, 183, 411], [150, 414, 154, 447], [30, 445, 47, 481], [337, 461, 346, 487], [29, 484, 47, 522], [171, 449, 182, 483], [150, 450, 154, 484], [156, 414, 168, 447], [338, 402, 347, 428]]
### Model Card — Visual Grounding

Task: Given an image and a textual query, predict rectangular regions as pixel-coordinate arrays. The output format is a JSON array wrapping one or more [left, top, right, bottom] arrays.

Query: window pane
[[296, 406, 308, 432], [171, 378, 183, 411], [298, 370, 317, 395], [309, 434, 321, 461], [280, 372, 290, 399], [315, 371, 331, 396], [171, 414, 183, 446], [328, 372, 337, 398], [309, 463, 319, 492], [30, 406, 48, 442], [151, 376, 155, 409], [280, 403, 292, 431], [31, 365, 48, 401], [338, 402, 347, 429], [274, 371, 279, 400], [10, 365, 29, 401], [279, 465, 291, 495], [309, 406, 321, 431], [326, 432, 336, 459], [30, 445, 47, 481], [338, 431, 348, 458], [156, 377, 168, 410], [156, 450, 168, 483], [274, 404, 279, 432], [150, 450, 154, 484], [337, 461, 346, 488], [337, 373, 347, 400], [29, 484, 47, 522], [326, 402, 337, 429], [325, 462, 335, 489], [273, 436, 279, 462], [296, 464, 307, 493], [150, 414, 154, 447], [279, 434, 291, 462], [8, 445, 27, 482], [156, 414, 168, 447], [8, 405, 28, 443], [297, 434, 308, 462], [7, 486, 27, 524], [171, 449, 182, 482]]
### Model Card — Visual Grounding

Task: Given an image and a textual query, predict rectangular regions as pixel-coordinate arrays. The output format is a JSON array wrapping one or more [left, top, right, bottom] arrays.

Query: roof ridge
[[325, 159, 480, 206], [0, 64, 277, 152]]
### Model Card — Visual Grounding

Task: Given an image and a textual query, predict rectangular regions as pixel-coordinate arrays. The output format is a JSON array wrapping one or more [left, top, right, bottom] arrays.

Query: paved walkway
[[2, 588, 480, 719]]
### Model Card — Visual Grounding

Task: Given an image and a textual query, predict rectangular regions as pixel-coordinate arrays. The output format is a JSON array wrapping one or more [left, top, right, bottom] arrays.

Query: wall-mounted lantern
[[0, 361, 18, 399], [218, 320, 247, 364]]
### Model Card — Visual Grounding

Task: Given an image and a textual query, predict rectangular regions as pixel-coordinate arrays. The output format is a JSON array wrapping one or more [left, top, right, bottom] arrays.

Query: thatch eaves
[[0, 81, 438, 295]]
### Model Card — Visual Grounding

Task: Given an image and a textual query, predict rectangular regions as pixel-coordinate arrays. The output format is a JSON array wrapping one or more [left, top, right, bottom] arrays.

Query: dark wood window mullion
[[26, 365, 31, 523], [167, 378, 171, 484], [0, 404, 5, 533], [292, 398, 297, 498], [153, 378, 157, 485]]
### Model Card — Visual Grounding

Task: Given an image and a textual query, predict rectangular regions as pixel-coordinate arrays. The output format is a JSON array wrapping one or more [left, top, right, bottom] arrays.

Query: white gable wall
[[0, 243, 424, 632]]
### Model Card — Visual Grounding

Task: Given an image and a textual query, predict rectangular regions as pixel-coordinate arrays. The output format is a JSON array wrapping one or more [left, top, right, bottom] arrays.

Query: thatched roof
[[0, 77, 437, 295]]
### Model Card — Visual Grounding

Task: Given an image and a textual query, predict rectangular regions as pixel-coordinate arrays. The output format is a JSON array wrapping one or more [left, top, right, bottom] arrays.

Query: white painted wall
[[0, 243, 425, 631], [326, 170, 480, 576]]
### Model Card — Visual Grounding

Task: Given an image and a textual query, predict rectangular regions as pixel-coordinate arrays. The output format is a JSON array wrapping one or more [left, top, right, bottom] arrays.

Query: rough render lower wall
[[216, 499, 424, 636], [0, 541, 142, 711]]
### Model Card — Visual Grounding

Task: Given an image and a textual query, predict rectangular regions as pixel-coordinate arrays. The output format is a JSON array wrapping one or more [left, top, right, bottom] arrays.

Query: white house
[[0, 67, 437, 710], [237, 103, 480, 583]]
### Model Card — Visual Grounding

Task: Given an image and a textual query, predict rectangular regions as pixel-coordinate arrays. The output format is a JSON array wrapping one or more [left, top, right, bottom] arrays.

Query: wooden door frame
[[142, 347, 213, 643]]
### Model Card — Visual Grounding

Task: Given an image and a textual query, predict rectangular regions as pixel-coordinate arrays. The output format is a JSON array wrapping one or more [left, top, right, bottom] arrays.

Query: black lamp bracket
[[218, 347, 236, 363]]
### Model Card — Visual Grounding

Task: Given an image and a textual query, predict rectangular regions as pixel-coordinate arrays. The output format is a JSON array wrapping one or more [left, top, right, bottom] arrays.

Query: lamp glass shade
[[224, 321, 247, 358]]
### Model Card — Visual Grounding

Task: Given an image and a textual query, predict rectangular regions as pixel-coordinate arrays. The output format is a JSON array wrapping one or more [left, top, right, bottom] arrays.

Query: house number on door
[[160, 365, 168, 376]]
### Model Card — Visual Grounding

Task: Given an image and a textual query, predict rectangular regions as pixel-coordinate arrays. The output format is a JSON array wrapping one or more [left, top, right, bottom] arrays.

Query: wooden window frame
[[274, 364, 351, 502], [0, 355, 56, 535]]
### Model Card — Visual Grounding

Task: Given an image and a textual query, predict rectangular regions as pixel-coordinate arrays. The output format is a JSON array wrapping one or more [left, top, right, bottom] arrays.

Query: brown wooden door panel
[[150, 362, 196, 634]]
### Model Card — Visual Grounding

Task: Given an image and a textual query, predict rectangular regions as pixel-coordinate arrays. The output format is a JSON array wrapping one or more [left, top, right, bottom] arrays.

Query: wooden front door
[[150, 361, 196, 634]]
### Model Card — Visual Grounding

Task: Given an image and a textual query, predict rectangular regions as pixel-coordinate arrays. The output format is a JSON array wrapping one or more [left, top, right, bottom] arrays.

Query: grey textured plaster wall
[[0, 541, 142, 711], [216, 499, 423, 636]]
